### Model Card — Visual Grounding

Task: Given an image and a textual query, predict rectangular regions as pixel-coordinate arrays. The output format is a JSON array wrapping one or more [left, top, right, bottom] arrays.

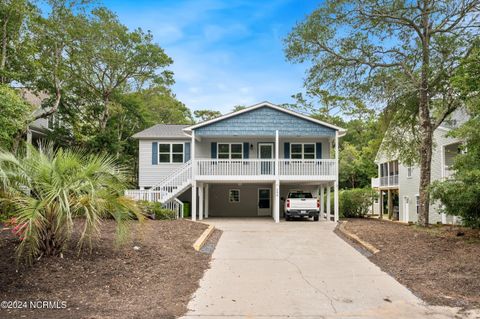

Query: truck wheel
[[285, 215, 290, 221], [314, 216, 319, 221]]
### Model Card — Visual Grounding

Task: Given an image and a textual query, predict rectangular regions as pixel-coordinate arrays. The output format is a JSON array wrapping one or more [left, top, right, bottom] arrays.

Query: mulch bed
[[0, 219, 220, 319], [339, 218, 480, 309]]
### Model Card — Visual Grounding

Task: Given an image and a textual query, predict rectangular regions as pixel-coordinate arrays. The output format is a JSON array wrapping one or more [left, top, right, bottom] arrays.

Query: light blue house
[[127, 102, 346, 222]]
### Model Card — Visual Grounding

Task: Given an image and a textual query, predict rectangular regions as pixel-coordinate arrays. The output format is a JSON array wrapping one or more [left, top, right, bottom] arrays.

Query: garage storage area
[[200, 183, 329, 220]]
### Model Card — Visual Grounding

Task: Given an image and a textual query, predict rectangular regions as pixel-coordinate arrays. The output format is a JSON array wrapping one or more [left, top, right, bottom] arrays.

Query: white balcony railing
[[195, 159, 337, 179], [197, 159, 276, 176], [371, 177, 380, 188], [278, 159, 336, 177], [378, 174, 399, 187]]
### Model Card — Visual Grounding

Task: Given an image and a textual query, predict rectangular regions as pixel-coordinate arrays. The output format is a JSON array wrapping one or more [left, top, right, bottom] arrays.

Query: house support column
[[273, 130, 280, 223], [334, 181, 339, 222], [326, 185, 331, 221], [387, 189, 393, 220], [191, 181, 197, 221], [379, 191, 383, 219], [199, 182, 204, 221], [334, 131, 339, 222], [320, 186, 325, 219], [205, 184, 209, 219], [274, 180, 280, 223]]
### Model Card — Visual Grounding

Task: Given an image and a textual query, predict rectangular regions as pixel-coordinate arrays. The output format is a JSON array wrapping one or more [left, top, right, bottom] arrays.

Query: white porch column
[[334, 130, 339, 222], [205, 184, 209, 219], [274, 180, 280, 223], [326, 185, 331, 221], [334, 181, 339, 222], [199, 183, 204, 221], [191, 180, 197, 221], [320, 186, 325, 219], [191, 130, 196, 175], [191, 129, 197, 221], [274, 130, 280, 223], [275, 130, 279, 177]]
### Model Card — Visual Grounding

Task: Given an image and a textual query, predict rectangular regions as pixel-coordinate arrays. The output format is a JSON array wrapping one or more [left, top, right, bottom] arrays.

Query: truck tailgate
[[289, 198, 317, 209]]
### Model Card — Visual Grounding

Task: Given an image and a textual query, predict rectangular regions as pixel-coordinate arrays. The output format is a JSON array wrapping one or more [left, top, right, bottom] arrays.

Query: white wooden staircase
[[125, 160, 193, 218], [149, 160, 192, 203]]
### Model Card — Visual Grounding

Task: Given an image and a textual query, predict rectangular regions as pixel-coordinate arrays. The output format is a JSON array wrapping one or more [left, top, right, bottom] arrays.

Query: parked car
[[284, 191, 320, 221]]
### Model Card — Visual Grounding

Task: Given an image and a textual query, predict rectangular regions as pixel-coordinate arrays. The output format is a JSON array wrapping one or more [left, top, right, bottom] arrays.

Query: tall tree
[[0, 0, 36, 84], [0, 85, 32, 149], [11, 0, 89, 153], [194, 109, 221, 122], [67, 7, 173, 130], [285, 0, 480, 226]]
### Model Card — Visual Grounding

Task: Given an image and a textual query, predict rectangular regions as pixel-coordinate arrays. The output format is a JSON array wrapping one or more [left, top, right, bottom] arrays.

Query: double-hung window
[[291, 143, 315, 159], [407, 166, 413, 178], [159, 143, 184, 163], [229, 189, 240, 203], [218, 143, 243, 159]]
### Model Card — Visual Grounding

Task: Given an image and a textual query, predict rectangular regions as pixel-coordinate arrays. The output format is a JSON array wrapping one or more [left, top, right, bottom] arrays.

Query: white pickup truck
[[284, 191, 320, 221]]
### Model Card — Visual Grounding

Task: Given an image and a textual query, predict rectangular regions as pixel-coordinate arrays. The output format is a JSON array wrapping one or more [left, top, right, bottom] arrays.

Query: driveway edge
[[193, 224, 215, 251], [337, 221, 380, 254]]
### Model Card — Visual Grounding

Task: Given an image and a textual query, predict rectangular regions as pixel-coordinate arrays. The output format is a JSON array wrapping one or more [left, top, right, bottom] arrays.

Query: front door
[[257, 188, 271, 216], [258, 143, 273, 174]]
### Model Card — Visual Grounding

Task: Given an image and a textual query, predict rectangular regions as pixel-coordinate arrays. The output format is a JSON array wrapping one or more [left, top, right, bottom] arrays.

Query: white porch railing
[[125, 189, 164, 202], [278, 159, 336, 177], [196, 159, 337, 178], [197, 159, 276, 177], [125, 189, 149, 201], [371, 177, 380, 188], [162, 198, 184, 219], [379, 175, 399, 187], [124, 190, 184, 219]]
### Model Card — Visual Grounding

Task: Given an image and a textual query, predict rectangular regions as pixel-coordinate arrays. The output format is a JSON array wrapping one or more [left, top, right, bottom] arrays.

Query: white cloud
[[110, 0, 307, 114]]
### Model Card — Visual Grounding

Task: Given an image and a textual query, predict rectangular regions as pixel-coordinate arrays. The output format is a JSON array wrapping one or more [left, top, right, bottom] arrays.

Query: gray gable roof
[[185, 101, 346, 135], [132, 124, 190, 139]]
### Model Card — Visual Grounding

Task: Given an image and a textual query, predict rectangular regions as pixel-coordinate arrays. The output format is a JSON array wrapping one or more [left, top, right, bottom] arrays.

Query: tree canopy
[[285, 0, 480, 226], [0, 1, 191, 181]]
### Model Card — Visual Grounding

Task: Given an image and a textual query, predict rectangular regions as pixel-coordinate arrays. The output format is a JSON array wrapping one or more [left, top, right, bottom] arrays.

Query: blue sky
[[102, 0, 319, 113]]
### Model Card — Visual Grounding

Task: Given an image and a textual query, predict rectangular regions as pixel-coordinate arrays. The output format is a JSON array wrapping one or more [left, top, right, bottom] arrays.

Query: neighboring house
[[127, 101, 346, 223], [371, 109, 468, 224], [19, 89, 54, 145]]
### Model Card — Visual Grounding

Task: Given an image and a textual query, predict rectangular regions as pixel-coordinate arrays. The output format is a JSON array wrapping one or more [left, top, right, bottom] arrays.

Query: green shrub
[[430, 179, 480, 228], [0, 145, 144, 263], [138, 201, 176, 220], [340, 188, 377, 218]]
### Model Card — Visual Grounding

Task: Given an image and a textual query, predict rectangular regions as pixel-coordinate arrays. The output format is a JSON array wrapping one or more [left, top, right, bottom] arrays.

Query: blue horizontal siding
[[195, 106, 335, 137]]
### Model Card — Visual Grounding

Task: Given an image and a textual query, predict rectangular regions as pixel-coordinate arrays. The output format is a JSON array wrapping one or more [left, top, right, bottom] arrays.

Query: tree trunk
[[1, 13, 9, 84], [99, 94, 110, 130], [417, 116, 433, 226], [12, 127, 27, 154], [417, 0, 432, 227]]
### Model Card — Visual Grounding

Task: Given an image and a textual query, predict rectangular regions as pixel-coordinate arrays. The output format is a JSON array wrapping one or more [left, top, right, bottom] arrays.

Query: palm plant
[[0, 144, 144, 263]]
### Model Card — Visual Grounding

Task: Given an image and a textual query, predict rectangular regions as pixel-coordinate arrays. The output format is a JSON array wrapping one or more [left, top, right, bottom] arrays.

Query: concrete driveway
[[183, 218, 468, 319]]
